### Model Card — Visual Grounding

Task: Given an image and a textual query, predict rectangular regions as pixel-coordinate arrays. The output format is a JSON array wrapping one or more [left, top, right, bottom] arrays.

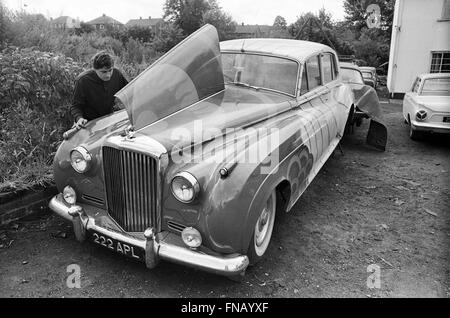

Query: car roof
[[418, 73, 450, 80], [220, 38, 334, 63]]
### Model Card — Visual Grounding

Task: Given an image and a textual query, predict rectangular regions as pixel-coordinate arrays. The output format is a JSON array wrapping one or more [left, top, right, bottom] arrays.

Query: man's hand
[[75, 118, 88, 129]]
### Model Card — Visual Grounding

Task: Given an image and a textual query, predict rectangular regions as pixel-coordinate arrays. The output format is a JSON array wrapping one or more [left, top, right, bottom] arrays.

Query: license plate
[[444, 117, 450, 123], [88, 231, 145, 261]]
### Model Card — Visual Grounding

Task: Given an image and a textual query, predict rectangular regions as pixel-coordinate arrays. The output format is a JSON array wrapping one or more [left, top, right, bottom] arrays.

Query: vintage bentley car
[[340, 62, 387, 150], [50, 25, 360, 278], [403, 73, 450, 140]]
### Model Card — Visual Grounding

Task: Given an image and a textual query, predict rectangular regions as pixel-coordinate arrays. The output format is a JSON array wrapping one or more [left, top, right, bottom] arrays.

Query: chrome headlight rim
[[170, 171, 200, 204], [70, 146, 92, 173], [63, 185, 77, 205]]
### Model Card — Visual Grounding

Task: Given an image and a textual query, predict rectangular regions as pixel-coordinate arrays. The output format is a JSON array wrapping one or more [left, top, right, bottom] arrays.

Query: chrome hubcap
[[254, 191, 276, 256]]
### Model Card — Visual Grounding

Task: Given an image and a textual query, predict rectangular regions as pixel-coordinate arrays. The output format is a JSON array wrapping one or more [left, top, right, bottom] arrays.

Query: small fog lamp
[[181, 227, 202, 248], [63, 185, 77, 205]]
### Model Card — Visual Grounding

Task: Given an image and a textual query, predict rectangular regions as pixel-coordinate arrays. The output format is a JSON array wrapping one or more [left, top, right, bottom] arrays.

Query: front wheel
[[247, 190, 277, 265], [409, 123, 423, 141]]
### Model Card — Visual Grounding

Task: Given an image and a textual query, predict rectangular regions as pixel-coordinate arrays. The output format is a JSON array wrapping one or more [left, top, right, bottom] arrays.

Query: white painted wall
[[387, 0, 450, 95]]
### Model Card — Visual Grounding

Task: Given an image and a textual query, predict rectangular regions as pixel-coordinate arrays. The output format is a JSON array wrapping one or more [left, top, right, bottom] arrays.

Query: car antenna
[[241, 40, 245, 53]]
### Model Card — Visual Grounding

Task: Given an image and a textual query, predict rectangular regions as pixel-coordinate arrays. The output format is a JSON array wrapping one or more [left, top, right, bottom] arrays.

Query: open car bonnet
[[115, 24, 224, 131]]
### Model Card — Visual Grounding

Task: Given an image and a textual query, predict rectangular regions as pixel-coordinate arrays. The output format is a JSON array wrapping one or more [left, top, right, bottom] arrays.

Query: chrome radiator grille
[[103, 146, 159, 232]]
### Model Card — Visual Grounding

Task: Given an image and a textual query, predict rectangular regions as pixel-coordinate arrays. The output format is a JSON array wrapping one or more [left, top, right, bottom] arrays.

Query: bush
[[0, 47, 85, 192]]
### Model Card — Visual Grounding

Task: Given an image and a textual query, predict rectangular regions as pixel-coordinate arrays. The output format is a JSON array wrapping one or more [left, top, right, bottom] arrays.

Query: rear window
[[341, 68, 364, 84], [362, 71, 372, 79], [421, 77, 450, 96]]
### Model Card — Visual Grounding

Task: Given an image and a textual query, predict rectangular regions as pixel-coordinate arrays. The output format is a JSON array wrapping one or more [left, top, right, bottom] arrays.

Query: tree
[[343, 0, 395, 35], [273, 15, 287, 30], [202, 3, 236, 40], [288, 10, 354, 55], [78, 22, 94, 34], [152, 22, 185, 53], [343, 0, 395, 67], [0, 0, 9, 47], [126, 25, 154, 43], [164, 0, 211, 35]]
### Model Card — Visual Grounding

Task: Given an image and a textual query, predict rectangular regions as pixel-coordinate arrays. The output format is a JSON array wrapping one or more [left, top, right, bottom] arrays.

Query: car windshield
[[341, 68, 364, 84], [421, 77, 450, 96], [362, 71, 372, 79], [221, 53, 299, 96]]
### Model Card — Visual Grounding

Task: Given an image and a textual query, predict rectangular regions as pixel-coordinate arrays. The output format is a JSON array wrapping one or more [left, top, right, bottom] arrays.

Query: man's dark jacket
[[70, 68, 128, 122]]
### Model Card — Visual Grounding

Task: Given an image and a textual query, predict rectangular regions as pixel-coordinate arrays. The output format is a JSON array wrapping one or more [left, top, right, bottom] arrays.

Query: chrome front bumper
[[411, 120, 450, 134], [49, 194, 249, 277]]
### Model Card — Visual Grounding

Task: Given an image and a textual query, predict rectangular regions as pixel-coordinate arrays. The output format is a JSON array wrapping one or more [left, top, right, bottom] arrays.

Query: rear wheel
[[247, 190, 276, 265]]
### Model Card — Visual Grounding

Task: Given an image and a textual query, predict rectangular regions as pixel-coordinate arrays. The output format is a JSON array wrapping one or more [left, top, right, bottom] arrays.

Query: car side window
[[321, 53, 334, 83], [412, 77, 421, 93], [300, 67, 309, 95], [306, 55, 321, 90]]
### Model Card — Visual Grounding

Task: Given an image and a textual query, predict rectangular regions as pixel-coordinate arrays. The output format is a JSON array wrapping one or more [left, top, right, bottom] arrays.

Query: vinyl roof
[[220, 38, 334, 63]]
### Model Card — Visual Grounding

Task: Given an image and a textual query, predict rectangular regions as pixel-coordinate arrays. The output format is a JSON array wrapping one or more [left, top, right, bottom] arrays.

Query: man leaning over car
[[70, 51, 128, 128]]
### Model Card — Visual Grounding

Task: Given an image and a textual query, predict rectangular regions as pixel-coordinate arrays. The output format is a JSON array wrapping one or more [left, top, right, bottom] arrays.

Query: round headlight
[[181, 227, 202, 248], [63, 185, 77, 205], [171, 172, 200, 203], [70, 147, 92, 173]]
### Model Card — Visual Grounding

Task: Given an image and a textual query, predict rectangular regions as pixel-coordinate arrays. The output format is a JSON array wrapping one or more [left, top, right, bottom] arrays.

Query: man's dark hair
[[92, 51, 114, 69]]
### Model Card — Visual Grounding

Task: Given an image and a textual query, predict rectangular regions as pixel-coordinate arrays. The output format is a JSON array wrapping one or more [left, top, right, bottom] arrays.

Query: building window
[[430, 52, 450, 73], [441, 0, 450, 20], [99, 24, 105, 30]]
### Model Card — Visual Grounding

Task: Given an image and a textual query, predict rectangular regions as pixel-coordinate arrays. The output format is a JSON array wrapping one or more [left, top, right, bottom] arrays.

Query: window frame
[[320, 52, 337, 84], [304, 55, 322, 92], [411, 77, 421, 93], [430, 51, 450, 73]]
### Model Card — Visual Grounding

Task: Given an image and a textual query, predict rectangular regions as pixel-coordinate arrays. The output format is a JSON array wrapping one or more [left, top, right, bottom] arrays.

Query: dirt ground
[[1, 98, 449, 298]]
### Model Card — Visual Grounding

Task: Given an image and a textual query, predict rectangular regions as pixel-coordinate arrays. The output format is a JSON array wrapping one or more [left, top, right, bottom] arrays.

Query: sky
[[3, 0, 346, 25]]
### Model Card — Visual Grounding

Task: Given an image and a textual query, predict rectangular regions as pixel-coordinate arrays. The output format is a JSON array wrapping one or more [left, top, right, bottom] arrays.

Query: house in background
[[387, 0, 450, 98], [86, 14, 124, 31], [125, 16, 165, 36], [51, 16, 80, 30], [233, 23, 273, 38]]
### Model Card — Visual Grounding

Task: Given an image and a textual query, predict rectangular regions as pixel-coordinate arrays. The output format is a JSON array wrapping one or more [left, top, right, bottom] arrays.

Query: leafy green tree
[[343, 0, 395, 35], [0, 0, 7, 46], [202, 3, 236, 40], [78, 22, 95, 34], [152, 22, 185, 52], [273, 15, 287, 30], [126, 25, 154, 43], [343, 0, 394, 67], [164, 0, 211, 35], [288, 10, 354, 56]]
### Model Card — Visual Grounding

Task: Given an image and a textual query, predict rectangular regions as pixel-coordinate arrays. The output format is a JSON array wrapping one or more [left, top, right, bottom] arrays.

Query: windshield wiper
[[226, 81, 260, 91]]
